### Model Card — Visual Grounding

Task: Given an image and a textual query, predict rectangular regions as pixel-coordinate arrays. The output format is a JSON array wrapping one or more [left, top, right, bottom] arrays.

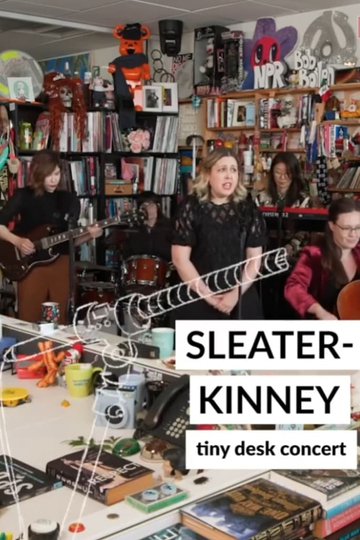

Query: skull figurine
[[59, 85, 73, 108]]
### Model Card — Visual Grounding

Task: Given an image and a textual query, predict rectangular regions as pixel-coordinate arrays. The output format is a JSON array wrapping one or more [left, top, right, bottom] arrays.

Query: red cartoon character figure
[[109, 23, 151, 128]]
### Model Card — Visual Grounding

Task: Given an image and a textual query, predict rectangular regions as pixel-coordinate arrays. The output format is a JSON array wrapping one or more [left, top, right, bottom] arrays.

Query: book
[[314, 501, 360, 538], [46, 448, 154, 505], [0, 455, 63, 507], [318, 517, 360, 540], [139, 522, 207, 539], [270, 462, 360, 504], [181, 478, 322, 540]]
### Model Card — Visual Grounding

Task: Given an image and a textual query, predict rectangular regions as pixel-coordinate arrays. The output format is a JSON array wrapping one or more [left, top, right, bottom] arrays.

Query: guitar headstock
[[119, 209, 146, 228]]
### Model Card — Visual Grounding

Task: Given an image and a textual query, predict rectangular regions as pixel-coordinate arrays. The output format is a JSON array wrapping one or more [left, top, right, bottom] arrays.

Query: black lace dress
[[171, 195, 267, 320]]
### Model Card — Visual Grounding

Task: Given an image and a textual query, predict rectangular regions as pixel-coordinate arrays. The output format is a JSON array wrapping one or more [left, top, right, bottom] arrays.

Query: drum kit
[[75, 253, 174, 335]]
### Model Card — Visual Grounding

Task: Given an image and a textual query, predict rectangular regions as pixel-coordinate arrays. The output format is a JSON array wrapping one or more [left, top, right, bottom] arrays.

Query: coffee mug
[[65, 363, 103, 398], [143, 327, 174, 359], [41, 302, 60, 328]]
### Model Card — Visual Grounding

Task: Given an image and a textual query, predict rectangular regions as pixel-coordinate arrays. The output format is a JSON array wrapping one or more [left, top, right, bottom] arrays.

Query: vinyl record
[[0, 50, 44, 98]]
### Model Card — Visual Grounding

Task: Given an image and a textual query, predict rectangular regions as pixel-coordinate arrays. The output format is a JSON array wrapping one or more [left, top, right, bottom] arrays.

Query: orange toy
[[27, 340, 66, 388], [108, 23, 151, 127]]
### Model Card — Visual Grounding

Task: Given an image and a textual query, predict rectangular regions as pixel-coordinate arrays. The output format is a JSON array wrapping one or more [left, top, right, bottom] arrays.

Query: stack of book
[[179, 477, 321, 540], [270, 463, 360, 539]]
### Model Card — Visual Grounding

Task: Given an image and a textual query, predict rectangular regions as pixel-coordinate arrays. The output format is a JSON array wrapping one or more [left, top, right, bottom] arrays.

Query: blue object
[[160, 483, 177, 496], [0, 337, 17, 371]]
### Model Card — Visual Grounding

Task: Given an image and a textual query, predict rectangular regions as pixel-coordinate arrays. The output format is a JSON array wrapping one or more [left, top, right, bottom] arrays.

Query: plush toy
[[277, 95, 297, 129], [199, 37, 214, 82], [109, 23, 151, 128]]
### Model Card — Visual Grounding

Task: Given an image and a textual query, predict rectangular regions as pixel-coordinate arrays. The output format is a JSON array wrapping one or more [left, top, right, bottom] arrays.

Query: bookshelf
[[199, 83, 360, 198], [0, 100, 181, 266]]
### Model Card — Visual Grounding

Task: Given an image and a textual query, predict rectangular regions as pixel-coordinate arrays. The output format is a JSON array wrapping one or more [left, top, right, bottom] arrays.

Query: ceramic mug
[[143, 327, 175, 359], [65, 363, 103, 398], [41, 302, 60, 328]]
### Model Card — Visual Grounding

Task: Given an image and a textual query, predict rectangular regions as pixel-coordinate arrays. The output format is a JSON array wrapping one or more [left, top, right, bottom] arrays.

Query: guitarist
[[0, 149, 102, 324], [284, 198, 360, 320]]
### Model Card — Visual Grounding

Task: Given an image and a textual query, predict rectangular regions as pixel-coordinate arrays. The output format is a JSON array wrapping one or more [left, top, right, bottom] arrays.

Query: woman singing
[[171, 147, 267, 320], [0, 149, 102, 324], [284, 198, 360, 320]]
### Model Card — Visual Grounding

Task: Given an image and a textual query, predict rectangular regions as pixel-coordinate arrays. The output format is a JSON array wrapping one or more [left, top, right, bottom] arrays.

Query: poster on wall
[[171, 53, 194, 99], [39, 53, 90, 81], [242, 18, 298, 90]]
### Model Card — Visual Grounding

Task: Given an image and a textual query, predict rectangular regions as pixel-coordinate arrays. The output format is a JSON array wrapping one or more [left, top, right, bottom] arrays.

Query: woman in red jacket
[[284, 197, 360, 320]]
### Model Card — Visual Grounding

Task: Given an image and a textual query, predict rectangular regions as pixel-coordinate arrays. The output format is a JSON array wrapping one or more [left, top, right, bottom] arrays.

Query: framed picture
[[232, 101, 247, 127], [154, 82, 179, 113], [142, 85, 163, 112], [7, 77, 35, 102]]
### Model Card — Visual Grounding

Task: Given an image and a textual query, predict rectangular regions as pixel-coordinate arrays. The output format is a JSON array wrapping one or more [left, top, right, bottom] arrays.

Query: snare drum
[[79, 281, 116, 306], [123, 255, 169, 288]]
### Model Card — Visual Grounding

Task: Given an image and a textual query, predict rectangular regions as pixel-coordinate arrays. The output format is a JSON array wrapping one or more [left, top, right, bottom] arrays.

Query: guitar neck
[[39, 217, 118, 250]]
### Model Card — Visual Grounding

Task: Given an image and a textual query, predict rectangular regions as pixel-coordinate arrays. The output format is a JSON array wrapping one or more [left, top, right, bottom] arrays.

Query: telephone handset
[[134, 375, 190, 448]]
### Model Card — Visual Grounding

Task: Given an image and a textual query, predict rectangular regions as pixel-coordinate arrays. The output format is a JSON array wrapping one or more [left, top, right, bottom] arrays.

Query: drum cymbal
[[76, 261, 118, 272]]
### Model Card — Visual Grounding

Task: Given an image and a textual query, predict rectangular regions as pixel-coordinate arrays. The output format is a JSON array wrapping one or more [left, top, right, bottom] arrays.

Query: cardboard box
[[105, 179, 133, 196]]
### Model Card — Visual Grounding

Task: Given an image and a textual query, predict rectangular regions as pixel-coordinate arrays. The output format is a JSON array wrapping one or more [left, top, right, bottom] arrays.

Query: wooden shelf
[[206, 126, 255, 131], [260, 128, 301, 132], [322, 120, 360, 125], [330, 83, 360, 92], [261, 148, 306, 153], [328, 187, 360, 193]]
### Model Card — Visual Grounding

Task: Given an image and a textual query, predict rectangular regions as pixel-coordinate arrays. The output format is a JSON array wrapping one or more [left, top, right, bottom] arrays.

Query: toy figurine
[[108, 23, 151, 128], [90, 76, 115, 109], [43, 71, 86, 150], [162, 448, 189, 480]]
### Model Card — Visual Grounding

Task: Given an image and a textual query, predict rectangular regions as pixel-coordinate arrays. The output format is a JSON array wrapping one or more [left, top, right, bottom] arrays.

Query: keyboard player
[[253, 152, 311, 319]]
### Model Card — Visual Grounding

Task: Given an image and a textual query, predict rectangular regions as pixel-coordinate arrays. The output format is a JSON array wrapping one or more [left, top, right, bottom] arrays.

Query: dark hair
[[321, 197, 360, 285], [268, 152, 305, 206], [138, 190, 164, 221], [162, 447, 188, 475], [29, 149, 62, 195]]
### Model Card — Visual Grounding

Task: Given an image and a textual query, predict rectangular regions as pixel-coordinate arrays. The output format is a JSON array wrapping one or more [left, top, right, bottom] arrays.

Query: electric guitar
[[0, 210, 144, 281]]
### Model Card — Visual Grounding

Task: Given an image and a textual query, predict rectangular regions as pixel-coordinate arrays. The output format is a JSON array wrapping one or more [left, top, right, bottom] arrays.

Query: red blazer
[[284, 244, 360, 317]]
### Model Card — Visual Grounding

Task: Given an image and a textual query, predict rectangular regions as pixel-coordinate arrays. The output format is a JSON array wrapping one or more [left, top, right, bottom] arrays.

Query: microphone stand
[[66, 225, 76, 326]]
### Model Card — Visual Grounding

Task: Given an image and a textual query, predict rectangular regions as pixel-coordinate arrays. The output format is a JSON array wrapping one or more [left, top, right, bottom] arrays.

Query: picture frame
[[142, 85, 163, 112], [154, 82, 179, 113], [7, 77, 35, 102], [232, 101, 248, 127]]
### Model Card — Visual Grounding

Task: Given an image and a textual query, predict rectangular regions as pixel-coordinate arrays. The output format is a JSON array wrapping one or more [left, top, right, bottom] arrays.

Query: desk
[[1, 315, 187, 381], [0, 372, 266, 540], [0, 316, 267, 540]]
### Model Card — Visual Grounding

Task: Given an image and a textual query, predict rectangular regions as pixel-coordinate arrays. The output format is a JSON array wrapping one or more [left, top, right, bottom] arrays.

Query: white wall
[[90, 45, 119, 79], [89, 3, 360, 77]]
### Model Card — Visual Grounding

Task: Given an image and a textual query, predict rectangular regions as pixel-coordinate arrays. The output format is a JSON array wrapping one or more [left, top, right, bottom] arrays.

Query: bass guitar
[[0, 210, 143, 281]]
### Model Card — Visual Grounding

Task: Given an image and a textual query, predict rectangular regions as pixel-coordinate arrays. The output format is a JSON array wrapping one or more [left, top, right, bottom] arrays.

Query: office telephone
[[134, 375, 191, 448]]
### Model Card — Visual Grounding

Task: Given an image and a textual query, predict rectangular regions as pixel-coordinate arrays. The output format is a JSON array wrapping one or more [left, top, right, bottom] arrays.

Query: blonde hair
[[190, 147, 247, 202]]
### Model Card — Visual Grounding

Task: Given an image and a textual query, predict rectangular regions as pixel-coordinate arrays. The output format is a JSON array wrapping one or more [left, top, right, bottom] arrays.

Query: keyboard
[[259, 206, 328, 221]]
